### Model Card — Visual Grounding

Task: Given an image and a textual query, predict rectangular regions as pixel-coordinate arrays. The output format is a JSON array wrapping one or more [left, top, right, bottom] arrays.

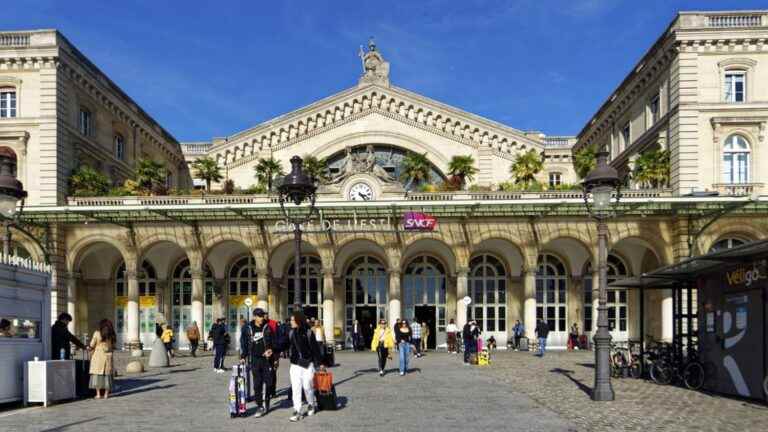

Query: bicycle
[[610, 341, 641, 379], [646, 342, 705, 390]]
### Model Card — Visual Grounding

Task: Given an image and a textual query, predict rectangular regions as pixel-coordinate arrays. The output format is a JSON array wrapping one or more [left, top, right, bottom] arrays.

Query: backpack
[[274, 323, 290, 353]]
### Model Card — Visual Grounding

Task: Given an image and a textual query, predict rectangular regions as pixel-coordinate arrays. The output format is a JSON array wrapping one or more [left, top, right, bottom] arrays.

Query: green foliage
[[302, 155, 330, 184], [68, 165, 111, 197], [467, 184, 493, 192], [134, 158, 167, 193], [244, 184, 268, 194], [447, 155, 479, 188], [509, 149, 544, 186], [222, 179, 235, 194], [633, 148, 670, 189], [400, 152, 431, 189], [190, 157, 223, 191], [418, 183, 438, 192], [254, 157, 284, 192], [573, 145, 597, 179]]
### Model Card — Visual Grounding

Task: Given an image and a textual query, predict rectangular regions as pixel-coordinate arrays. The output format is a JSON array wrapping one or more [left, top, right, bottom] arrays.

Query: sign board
[[402, 212, 437, 231], [243, 298, 253, 307], [271, 210, 438, 233], [463, 296, 472, 306]]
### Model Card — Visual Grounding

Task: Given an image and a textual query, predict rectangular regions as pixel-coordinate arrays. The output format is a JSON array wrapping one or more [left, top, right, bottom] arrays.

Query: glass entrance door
[[403, 256, 447, 348]]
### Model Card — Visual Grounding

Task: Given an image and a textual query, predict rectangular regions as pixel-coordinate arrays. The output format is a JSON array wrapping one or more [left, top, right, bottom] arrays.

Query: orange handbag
[[313, 370, 334, 394]]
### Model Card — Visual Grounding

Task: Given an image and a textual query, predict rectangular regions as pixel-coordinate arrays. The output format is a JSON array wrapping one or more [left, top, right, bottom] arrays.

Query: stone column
[[125, 268, 141, 351], [388, 270, 401, 325], [592, 270, 600, 336], [661, 289, 673, 342], [322, 270, 335, 345], [257, 273, 269, 312], [523, 270, 536, 339], [455, 268, 469, 328], [66, 272, 79, 334], [191, 270, 204, 336]]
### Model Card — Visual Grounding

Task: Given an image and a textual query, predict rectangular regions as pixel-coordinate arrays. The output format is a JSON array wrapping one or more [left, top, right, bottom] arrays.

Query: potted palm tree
[[253, 157, 284, 192], [633, 149, 670, 189], [68, 165, 111, 197], [447, 155, 479, 190], [510, 149, 544, 188], [400, 152, 431, 190], [135, 158, 167, 195], [302, 155, 330, 185], [190, 156, 223, 192], [573, 145, 597, 179]]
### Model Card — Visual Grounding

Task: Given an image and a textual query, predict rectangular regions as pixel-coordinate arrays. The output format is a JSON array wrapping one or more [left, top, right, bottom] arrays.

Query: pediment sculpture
[[330, 145, 397, 184], [358, 38, 390, 86]]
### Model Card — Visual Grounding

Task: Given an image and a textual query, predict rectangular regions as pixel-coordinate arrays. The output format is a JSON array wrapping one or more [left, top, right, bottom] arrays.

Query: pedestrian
[[240, 308, 274, 418], [462, 320, 474, 365], [287, 311, 321, 422], [535, 319, 550, 357], [487, 335, 497, 351], [352, 319, 363, 351], [512, 320, 525, 351], [51, 312, 86, 360], [446, 319, 458, 353], [421, 321, 430, 353], [313, 319, 325, 354], [88, 319, 116, 399], [161, 323, 174, 360], [395, 320, 413, 375], [212, 318, 228, 372], [410, 319, 422, 358], [370, 319, 395, 376], [265, 312, 282, 400], [186, 321, 200, 357], [568, 323, 579, 351]]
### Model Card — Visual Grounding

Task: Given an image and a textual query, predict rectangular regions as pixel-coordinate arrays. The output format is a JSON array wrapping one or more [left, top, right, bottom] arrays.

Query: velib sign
[[272, 210, 438, 233]]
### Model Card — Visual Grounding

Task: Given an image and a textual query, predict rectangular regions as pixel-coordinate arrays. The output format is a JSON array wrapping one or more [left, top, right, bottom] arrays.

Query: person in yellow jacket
[[371, 319, 395, 376], [161, 324, 174, 359]]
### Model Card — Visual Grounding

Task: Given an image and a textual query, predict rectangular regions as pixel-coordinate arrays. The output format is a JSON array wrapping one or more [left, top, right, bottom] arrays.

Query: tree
[[302, 154, 329, 184], [254, 157, 284, 192], [68, 165, 111, 197], [190, 156, 223, 191], [447, 155, 479, 189], [573, 145, 597, 179], [400, 152, 431, 189], [633, 148, 670, 189], [510, 149, 544, 186], [135, 158, 167, 192]]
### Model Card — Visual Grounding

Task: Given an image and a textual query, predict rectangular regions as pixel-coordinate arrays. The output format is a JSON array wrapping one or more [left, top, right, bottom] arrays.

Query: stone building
[[1, 11, 767, 351]]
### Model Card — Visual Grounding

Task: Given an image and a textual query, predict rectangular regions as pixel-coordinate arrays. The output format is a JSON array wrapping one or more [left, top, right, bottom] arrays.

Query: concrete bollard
[[126, 360, 144, 374]]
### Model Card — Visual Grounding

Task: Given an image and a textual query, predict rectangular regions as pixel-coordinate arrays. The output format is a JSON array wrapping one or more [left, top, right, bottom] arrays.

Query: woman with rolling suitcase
[[288, 311, 322, 422]]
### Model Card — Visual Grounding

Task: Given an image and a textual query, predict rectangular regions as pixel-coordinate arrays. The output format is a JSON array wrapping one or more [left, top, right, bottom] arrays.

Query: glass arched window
[[403, 256, 447, 335], [114, 260, 157, 348], [722, 134, 750, 184], [536, 254, 567, 333], [709, 236, 748, 253], [583, 255, 629, 338], [287, 256, 323, 319], [172, 259, 214, 348], [228, 255, 259, 334], [344, 256, 388, 333], [468, 254, 507, 333], [9, 241, 31, 259]]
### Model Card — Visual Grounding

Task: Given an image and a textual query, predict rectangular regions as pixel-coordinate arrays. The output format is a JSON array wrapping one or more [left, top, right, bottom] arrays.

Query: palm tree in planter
[[302, 155, 330, 185], [573, 145, 597, 179], [191, 156, 223, 191], [400, 152, 432, 190], [447, 155, 479, 190], [68, 165, 111, 197], [633, 149, 670, 189], [254, 157, 284, 192], [510, 149, 544, 187], [135, 158, 167, 194]]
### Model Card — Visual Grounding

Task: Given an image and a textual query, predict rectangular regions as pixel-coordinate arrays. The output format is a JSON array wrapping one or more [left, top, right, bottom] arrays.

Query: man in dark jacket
[[51, 313, 85, 360], [211, 318, 227, 372], [535, 319, 550, 357], [462, 321, 473, 364], [240, 309, 274, 417]]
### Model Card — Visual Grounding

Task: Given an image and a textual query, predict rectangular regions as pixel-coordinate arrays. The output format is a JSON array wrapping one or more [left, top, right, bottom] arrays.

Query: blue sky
[[2, 0, 765, 141]]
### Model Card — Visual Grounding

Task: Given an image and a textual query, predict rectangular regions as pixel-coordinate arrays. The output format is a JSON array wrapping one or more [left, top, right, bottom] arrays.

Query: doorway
[[355, 306, 377, 348], [303, 306, 320, 321], [415, 306, 437, 349]]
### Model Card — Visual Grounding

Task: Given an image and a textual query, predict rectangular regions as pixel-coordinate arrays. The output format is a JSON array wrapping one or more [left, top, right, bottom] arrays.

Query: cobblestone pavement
[[485, 350, 767, 432], [0, 350, 575, 432]]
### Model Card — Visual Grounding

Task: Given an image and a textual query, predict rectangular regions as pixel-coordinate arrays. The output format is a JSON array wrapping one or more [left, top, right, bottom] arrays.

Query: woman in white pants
[[288, 311, 322, 422]]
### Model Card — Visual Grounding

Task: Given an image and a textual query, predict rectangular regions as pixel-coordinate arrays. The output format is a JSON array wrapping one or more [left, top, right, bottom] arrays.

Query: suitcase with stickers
[[228, 364, 247, 418]]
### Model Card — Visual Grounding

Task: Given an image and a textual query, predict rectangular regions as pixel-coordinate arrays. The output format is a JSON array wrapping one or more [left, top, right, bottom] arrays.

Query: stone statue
[[363, 145, 395, 182], [358, 38, 390, 86], [331, 145, 396, 184]]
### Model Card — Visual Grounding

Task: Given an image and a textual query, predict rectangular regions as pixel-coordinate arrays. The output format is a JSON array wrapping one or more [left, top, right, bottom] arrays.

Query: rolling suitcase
[[228, 365, 247, 418], [323, 345, 335, 367], [518, 337, 529, 352], [313, 369, 337, 411], [75, 349, 96, 398]]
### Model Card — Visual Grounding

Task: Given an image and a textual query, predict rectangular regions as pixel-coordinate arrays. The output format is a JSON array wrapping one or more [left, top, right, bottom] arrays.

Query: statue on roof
[[358, 37, 390, 87]]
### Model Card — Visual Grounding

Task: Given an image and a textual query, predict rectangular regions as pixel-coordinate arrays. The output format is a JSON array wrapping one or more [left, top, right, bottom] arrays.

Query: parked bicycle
[[645, 341, 705, 390], [609, 341, 641, 378]]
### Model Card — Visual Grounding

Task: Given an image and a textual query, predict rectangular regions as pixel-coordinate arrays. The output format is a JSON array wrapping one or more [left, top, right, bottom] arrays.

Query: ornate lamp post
[[582, 151, 621, 401], [0, 153, 29, 256], [277, 156, 317, 312]]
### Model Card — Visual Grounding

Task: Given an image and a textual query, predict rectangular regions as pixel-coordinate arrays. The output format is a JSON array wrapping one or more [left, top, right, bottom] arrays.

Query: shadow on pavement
[[39, 416, 102, 431], [577, 363, 595, 369], [169, 368, 199, 373], [114, 377, 164, 394], [551, 368, 593, 398], [116, 384, 176, 398]]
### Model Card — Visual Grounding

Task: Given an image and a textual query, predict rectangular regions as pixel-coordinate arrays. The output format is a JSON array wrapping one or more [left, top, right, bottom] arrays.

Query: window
[[286, 256, 323, 320], [468, 254, 507, 333], [648, 93, 660, 124], [0, 317, 40, 339], [344, 256, 388, 333], [166, 172, 173, 189], [79, 108, 92, 136], [583, 255, 629, 335], [621, 123, 631, 150], [548, 172, 562, 188], [722, 134, 750, 184], [114, 134, 125, 161], [403, 256, 447, 332], [724, 71, 746, 103], [0, 89, 17, 118], [536, 254, 567, 333], [172, 259, 214, 342], [709, 237, 748, 253]]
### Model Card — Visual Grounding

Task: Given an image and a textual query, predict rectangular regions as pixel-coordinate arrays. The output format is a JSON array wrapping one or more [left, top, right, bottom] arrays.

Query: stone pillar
[[592, 270, 600, 336], [66, 272, 79, 334], [455, 268, 468, 328], [661, 289, 673, 342], [523, 270, 537, 339], [125, 268, 141, 351], [257, 273, 269, 312], [388, 270, 401, 325], [191, 270, 204, 336], [322, 271, 335, 345]]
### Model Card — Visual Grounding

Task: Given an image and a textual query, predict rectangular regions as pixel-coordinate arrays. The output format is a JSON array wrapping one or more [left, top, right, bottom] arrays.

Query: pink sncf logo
[[402, 212, 437, 231]]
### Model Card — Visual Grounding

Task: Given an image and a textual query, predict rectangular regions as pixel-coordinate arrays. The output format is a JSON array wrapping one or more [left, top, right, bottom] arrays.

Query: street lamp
[[582, 151, 621, 402], [0, 153, 28, 256], [277, 156, 317, 312]]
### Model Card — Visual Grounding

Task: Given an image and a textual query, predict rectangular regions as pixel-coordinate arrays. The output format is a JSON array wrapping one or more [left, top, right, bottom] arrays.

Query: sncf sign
[[403, 212, 437, 231]]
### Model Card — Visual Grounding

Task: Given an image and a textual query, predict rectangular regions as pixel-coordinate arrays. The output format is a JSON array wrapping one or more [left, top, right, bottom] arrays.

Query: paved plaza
[[1, 350, 766, 432]]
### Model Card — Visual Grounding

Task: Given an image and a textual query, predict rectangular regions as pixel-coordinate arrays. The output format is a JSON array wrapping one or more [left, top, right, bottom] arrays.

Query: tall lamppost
[[277, 156, 317, 312], [0, 153, 31, 256], [582, 151, 621, 402]]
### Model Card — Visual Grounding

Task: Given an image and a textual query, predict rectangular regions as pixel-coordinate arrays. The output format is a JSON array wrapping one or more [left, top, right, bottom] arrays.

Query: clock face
[[348, 182, 374, 201]]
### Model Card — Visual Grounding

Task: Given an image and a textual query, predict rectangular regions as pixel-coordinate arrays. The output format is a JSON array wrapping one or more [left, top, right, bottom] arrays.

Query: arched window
[[722, 134, 750, 184], [403, 256, 447, 338], [0, 87, 17, 118], [172, 259, 214, 347], [229, 255, 258, 296], [583, 255, 629, 338], [114, 260, 157, 347], [9, 241, 31, 259], [536, 254, 567, 333], [287, 256, 323, 319], [344, 256, 388, 334], [114, 133, 125, 161], [709, 236, 748, 253], [468, 254, 507, 333]]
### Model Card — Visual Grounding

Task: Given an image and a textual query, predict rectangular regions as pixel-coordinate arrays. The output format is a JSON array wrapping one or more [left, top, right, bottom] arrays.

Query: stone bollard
[[126, 360, 144, 374]]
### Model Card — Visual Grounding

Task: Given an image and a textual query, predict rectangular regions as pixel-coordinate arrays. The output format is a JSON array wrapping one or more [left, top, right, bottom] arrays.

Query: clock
[[348, 182, 374, 201]]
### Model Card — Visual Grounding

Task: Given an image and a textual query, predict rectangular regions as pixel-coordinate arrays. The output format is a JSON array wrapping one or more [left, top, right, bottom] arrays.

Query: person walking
[[265, 312, 283, 401], [240, 309, 274, 418], [287, 311, 321, 422], [370, 319, 395, 376], [568, 323, 579, 351], [410, 319, 422, 358], [352, 319, 363, 352], [312, 320, 326, 360], [535, 319, 550, 357], [446, 319, 458, 353], [51, 313, 86, 360], [421, 321, 430, 353], [186, 321, 200, 358], [395, 320, 413, 375], [161, 323, 174, 360], [88, 319, 116, 399], [512, 320, 525, 351], [212, 318, 228, 372]]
